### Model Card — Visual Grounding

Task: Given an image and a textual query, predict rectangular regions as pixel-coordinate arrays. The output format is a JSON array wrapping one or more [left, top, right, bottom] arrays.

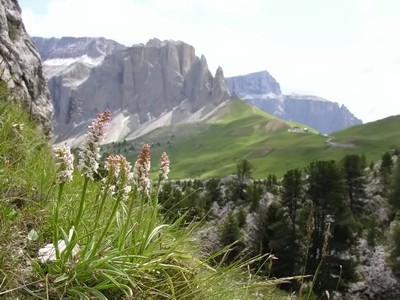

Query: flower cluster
[[77, 110, 111, 180], [53, 146, 74, 184], [86, 110, 111, 144], [133, 144, 151, 194], [159, 152, 170, 181], [104, 154, 133, 201]]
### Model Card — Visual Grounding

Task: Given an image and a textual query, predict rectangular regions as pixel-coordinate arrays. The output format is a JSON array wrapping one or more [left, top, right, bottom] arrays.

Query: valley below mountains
[[32, 36, 399, 183]]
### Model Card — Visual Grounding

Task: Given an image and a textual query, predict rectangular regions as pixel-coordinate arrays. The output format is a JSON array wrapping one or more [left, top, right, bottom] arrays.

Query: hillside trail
[[326, 136, 357, 148]]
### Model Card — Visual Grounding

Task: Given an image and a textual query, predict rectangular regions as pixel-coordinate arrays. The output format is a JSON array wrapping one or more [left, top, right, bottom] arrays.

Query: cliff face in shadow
[[0, 0, 53, 136]]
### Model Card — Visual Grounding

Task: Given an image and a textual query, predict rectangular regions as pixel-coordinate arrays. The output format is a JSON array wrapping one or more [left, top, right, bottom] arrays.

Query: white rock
[[38, 240, 79, 264]]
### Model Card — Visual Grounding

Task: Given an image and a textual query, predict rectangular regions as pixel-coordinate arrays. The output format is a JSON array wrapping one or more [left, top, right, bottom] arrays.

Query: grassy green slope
[[119, 100, 325, 178], [110, 101, 400, 179], [332, 115, 400, 160]]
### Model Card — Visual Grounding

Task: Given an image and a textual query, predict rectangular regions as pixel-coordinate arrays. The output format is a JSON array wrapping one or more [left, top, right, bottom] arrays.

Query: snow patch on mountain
[[43, 54, 106, 86], [43, 54, 104, 67], [286, 94, 330, 102], [241, 92, 280, 100]]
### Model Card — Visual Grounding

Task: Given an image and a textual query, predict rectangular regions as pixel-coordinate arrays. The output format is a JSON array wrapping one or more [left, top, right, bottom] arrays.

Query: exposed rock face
[[333, 161, 400, 300], [32, 36, 126, 61], [35, 37, 231, 143], [225, 70, 281, 96], [226, 71, 362, 133], [0, 0, 53, 136], [346, 240, 400, 300], [32, 37, 126, 81]]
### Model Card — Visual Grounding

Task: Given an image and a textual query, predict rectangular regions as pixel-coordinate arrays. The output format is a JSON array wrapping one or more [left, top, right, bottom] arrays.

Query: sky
[[18, 0, 400, 123]]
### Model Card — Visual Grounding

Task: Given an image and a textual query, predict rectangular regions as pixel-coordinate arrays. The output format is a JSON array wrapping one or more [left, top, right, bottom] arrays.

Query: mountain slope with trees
[[158, 149, 400, 298]]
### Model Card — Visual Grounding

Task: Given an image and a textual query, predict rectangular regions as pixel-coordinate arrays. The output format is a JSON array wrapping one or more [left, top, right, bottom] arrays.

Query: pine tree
[[389, 218, 400, 277], [219, 213, 243, 263], [281, 169, 303, 240], [381, 151, 394, 172], [250, 201, 293, 278], [381, 152, 394, 190], [280, 169, 304, 271], [341, 154, 367, 216], [232, 159, 253, 202], [237, 159, 253, 185], [205, 178, 222, 204], [304, 160, 358, 294], [202, 178, 222, 218], [266, 174, 278, 194], [389, 159, 400, 210], [249, 182, 264, 212]]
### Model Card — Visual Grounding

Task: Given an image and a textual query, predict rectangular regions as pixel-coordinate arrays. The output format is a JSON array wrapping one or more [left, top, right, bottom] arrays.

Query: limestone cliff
[[35, 37, 231, 143], [0, 0, 53, 136], [226, 70, 281, 96]]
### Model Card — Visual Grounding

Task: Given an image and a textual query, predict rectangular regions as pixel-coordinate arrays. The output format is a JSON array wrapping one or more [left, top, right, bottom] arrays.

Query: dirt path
[[326, 136, 358, 149]]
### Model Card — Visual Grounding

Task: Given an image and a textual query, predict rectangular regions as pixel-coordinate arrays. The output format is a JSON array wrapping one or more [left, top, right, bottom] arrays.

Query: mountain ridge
[[226, 70, 362, 133], [33, 37, 231, 145], [32, 36, 362, 143]]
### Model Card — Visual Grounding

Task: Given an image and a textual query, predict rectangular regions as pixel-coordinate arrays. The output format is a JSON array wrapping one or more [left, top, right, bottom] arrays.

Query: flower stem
[[92, 197, 121, 254], [81, 184, 109, 259], [75, 177, 89, 230], [118, 188, 136, 251], [53, 183, 65, 259], [93, 185, 110, 234]]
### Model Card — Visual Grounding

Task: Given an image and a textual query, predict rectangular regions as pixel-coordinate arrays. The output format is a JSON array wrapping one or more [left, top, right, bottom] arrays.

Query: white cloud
[[356, 0, 374, 13]]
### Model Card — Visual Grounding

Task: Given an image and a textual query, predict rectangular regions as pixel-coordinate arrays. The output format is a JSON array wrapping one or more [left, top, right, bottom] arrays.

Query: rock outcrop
[[32, 37, 126, 82], [226, 70, 281, 96], [35, 37, 231, 143], [0, 0, 53, 136], [345, 240, 400, 300], [32, 36, 126, 61], [226, 71, 362, 133]]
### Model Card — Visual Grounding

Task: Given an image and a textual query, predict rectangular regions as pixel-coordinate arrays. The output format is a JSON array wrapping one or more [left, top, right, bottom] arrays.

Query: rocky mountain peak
[[145, 38, 164, 48], [32, 36, 126, 61], [145, 38, 187, 49], [212, 66, 230, 105], [226, 71, 362, 133], [0, 0, 53, 136], [226, 70, 282, 96], [35, 37, 231, 143]]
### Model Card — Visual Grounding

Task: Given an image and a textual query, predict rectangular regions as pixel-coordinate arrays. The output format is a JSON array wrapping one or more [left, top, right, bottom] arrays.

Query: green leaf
[[54, 273, 69, 283], [145, 224, 169, 249]]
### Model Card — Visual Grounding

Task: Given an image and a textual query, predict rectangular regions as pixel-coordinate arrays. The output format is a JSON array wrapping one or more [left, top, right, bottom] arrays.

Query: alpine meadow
[[3, 0, 400, 299]]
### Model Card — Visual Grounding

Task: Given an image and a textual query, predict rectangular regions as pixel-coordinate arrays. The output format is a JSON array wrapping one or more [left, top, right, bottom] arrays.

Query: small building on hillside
[[288, 126, 310, 134]]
